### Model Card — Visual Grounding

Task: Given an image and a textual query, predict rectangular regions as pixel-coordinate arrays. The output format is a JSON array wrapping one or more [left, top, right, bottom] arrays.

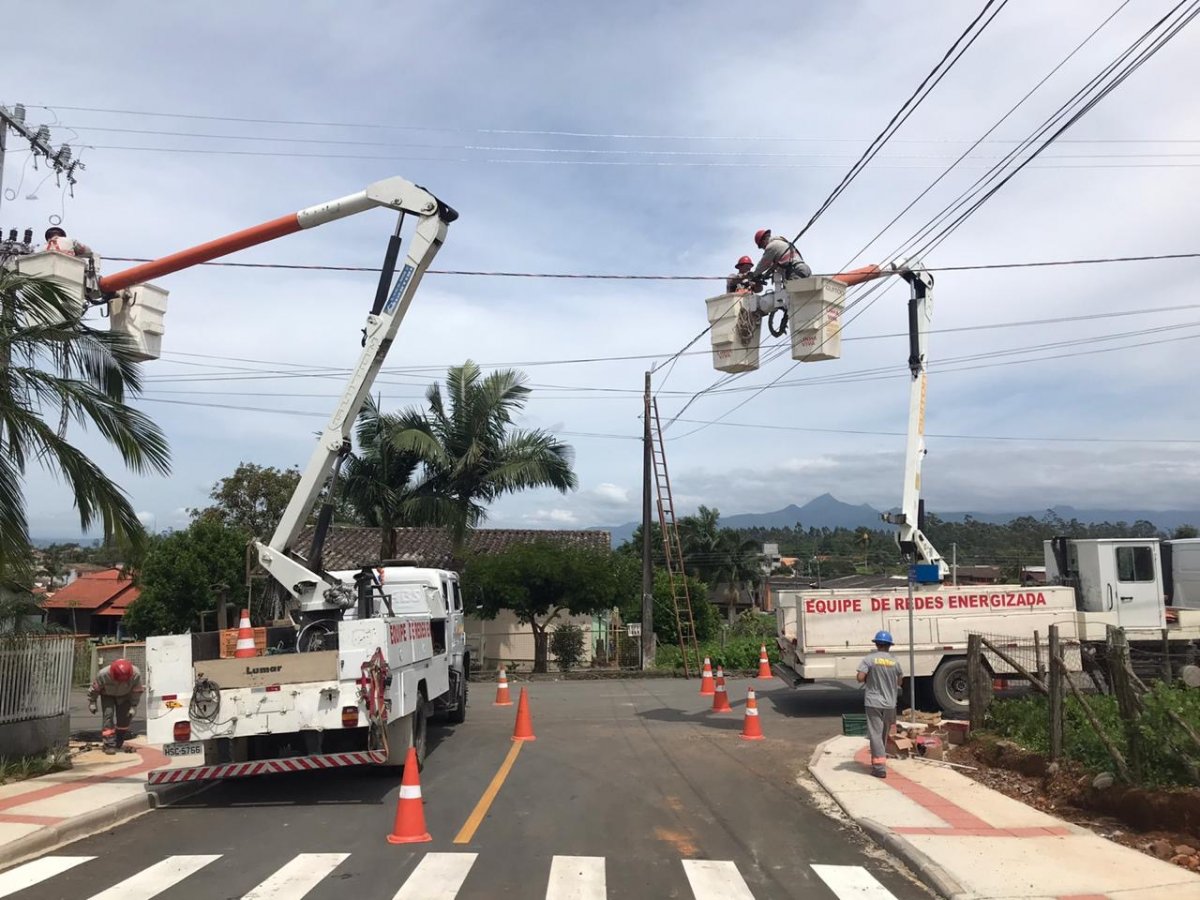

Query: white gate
[[0, 635, 74, 725]]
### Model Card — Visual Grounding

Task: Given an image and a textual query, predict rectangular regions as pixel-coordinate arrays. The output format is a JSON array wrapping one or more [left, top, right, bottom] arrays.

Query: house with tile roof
[[40, 568, 139, 637]]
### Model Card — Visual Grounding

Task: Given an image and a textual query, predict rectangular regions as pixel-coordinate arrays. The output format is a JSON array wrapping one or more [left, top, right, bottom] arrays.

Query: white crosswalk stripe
[[546, 855, 606, 900], [88, 855, 220, 899], [681, 859, 756, 900], [810, 864, 899, 899], [243, 853, 350, 899], [392, 852, 478, 900], [0, 856, 95, 898], [0, 851, 901, 899]]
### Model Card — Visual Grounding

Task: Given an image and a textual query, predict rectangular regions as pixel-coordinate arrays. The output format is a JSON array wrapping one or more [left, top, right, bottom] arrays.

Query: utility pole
[[0, 103, 85, 222], [641, 369, 655, 669]]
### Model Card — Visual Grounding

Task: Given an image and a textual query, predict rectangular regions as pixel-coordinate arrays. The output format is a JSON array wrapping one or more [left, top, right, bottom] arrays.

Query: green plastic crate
[[842, 713, 868, 736]]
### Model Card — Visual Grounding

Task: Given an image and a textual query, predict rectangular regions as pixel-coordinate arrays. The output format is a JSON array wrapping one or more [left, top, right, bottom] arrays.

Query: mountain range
[[594, 493, 1200, 548]]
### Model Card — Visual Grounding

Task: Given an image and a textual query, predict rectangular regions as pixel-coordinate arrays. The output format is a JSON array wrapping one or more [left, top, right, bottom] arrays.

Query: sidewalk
[[0, 741, 192, 870], [810, 735, 1200, 900]]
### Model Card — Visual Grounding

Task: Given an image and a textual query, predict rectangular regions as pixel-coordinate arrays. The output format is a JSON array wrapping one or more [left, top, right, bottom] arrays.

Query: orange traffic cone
[[757, 644, 772, 680], [494, 667, 513, 706], [711, 667, 732, 713], [234, 609, 257, 658], [385, 746, 431, 844], [512, 686, 536, 741], [740, 688, 765, 741], [699, 657, 715, 696]]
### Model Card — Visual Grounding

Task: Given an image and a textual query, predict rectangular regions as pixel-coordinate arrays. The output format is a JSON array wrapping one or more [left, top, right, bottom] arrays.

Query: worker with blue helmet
[[856, 629, 904, 778]]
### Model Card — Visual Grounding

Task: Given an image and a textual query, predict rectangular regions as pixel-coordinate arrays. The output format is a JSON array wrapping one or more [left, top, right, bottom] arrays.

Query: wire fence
[[0, 634, 74, 726]]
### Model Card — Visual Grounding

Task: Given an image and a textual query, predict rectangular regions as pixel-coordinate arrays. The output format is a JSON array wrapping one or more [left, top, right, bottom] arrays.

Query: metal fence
[[0, 635, 74, 726]]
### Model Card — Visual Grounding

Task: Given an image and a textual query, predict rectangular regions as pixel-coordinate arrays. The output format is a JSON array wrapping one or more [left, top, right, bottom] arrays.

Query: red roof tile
[[41, 569, 136, 611]]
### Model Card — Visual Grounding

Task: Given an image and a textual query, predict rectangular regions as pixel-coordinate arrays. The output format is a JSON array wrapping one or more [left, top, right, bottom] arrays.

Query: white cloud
[[523, 508, 581, 526], [592, 483, 630, 504]]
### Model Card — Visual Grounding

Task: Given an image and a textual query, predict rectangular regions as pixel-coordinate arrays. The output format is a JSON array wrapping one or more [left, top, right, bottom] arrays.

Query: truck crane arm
[[98, 176, 459, 618], [832, 260, 947, 578]]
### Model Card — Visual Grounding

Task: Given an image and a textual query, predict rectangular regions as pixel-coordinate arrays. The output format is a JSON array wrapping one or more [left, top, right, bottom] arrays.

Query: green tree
[[1174, 525, 1199, 539], [0, 269, 170, 579], [122, 519, 250, 638], [192, 462, 301, 538], [392, 362, 577, 551], [463, 542, 623, 673], [343, 397, 426, 559], [678, 507, 762, 622], [548, 622, 586, 672]]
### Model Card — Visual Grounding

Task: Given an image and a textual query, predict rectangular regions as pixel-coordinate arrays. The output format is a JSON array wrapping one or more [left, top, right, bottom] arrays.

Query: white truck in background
[[22, 176, 471, 781]]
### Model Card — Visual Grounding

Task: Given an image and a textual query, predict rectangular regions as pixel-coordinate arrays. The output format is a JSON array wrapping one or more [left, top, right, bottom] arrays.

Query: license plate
[[163, 741, 203, 757]]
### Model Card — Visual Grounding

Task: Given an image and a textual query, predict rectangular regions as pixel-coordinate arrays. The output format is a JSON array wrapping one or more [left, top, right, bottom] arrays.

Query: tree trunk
[[379, 526, 397, 562], [531, 621, 548, 674]]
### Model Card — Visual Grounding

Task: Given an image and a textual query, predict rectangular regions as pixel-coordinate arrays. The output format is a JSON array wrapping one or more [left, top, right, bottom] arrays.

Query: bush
[[986, 685, 1200, 787], [549, 623, 586, 673], [653, 635, 776, 673]]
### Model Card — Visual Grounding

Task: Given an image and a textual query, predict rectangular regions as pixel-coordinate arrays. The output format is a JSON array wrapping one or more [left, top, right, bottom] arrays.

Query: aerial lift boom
[[97, 176, 459, 620]]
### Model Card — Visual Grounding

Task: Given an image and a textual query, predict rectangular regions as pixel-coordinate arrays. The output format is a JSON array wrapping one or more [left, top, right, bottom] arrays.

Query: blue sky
[[4, 0, 1200, 539]]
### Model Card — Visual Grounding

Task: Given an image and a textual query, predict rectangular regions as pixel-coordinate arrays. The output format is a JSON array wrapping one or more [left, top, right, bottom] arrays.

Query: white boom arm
[[99, 176, 458, 616]]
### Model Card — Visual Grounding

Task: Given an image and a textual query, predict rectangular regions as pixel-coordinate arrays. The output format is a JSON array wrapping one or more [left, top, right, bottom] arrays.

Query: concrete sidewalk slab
[[810, 735, 1200, 900], [0, 743, 203, 871]]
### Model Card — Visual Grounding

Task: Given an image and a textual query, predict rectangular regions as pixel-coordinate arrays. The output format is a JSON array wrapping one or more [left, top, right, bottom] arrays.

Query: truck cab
[[1046, 538, 1166, 629]]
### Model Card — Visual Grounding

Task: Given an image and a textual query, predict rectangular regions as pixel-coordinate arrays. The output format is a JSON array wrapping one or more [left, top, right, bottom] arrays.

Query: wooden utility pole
[[641, 370, 655, 669], [1048, 625, 1063, 761]]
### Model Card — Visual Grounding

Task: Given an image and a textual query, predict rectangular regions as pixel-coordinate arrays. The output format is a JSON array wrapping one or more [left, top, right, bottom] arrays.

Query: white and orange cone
[[740, 687, 765, 740], [699, 657, 715, 696], [233, 609, 257, 658], [494, 667, 513, 706], [711, 667, 732, 713], [385, 746, 432, 844], [756, 644, 772, 680]]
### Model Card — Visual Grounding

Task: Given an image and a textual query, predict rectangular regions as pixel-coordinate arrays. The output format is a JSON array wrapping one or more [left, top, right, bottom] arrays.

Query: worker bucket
[[110, 283, 169, 361], [784, 277, 843, 363], [706, 293, 761, 373], [15, 252, 89, 313]]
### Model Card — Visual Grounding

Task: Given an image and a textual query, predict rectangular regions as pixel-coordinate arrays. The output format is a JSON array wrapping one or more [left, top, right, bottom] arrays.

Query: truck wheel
[[931, 658, 971, 717], [447, 671, 468, 725], [410, 691, 428, 771]]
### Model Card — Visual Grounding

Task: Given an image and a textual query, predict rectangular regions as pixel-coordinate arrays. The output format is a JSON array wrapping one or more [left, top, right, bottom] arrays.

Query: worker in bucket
[[750, 228, 812, 287], [856, 631, 903, 778], [43, 226, 98, 270], [87, 658, 143, 755], [725, 256, 760, 293]]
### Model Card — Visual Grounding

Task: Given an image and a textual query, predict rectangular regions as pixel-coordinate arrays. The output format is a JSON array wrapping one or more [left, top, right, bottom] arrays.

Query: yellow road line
[[453, 740, 524, 844]]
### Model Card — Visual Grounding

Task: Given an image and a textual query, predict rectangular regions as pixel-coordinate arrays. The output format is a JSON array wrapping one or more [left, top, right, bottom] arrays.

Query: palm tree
[[857, 529, 871, 570], [0, 269, 170, 579], [679, 508, 761, 623], [342, 397, 426, 559], [391, 362, 577, 550]]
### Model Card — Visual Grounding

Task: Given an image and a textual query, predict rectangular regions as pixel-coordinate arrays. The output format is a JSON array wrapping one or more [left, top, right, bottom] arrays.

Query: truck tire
[[931, 658, 971, 717], [447, 669, 468, 725], [410, 690, 428, 771]]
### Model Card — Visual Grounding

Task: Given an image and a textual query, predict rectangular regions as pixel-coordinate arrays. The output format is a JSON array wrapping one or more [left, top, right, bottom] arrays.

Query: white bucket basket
[[14, 251, 89, 314], [706, 292, 761, 373], [110, 283, 168, 362], [786, 276, 844, 363]]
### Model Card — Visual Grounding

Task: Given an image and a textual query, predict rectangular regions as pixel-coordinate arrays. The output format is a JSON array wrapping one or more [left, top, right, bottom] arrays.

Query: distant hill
[[593, 495, 1200, 548]]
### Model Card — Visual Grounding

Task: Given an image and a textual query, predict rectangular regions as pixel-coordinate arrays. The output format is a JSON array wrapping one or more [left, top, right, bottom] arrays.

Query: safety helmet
[[45, 226, 66, 241], [754, 228, 770, 248], [736, 255, 753, 268], [110, 658, 134, 682], [873, 630, 894, 646]]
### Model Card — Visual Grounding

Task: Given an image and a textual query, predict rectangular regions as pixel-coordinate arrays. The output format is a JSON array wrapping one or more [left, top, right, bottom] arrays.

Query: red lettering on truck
[[804, 598, 863, 614]]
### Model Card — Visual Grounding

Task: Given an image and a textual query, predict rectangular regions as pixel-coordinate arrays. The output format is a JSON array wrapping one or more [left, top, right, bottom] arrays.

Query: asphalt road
[[9, 678, 930, 899]]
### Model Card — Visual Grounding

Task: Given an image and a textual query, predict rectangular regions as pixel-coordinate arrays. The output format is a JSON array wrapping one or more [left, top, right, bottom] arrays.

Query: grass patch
[[0, 747, 72, 785]]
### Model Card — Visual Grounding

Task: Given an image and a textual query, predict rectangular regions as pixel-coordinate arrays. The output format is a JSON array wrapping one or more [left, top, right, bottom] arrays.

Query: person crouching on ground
[[87, 658, 143, 755], [856, 631, 903, 778]]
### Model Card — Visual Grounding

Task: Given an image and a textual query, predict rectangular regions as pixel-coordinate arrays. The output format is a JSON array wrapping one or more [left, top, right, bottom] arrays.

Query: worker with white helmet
[[87, 658, 143, 754], [856, 630, 903, 778], [749, 228, 811, 287]]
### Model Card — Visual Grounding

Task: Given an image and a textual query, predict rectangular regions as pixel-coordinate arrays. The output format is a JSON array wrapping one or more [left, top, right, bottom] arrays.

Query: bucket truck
[[16, 177, 471, 780], [703, 265, 1200, 713]]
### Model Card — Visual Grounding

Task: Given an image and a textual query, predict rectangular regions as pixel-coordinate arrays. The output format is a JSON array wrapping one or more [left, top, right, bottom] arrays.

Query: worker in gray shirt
[[856, 630, 903, 778]]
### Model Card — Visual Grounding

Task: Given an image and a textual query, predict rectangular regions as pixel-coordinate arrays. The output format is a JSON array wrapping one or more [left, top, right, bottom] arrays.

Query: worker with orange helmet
[[725, 255, 761, 293], [750, 228, 812, 287], [87, 658, 143, 755]]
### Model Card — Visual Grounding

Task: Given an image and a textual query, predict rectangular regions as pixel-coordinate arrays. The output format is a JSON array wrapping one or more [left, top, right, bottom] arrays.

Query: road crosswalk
[[0, 852, 900, 899]]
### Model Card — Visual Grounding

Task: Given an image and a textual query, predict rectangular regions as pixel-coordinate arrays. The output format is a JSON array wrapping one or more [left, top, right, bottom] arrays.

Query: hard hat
[[873, 630, 894, 646], [754, 228, 770, 248], [110, 658, 134, 682], [45, 226, 66, 240], [736, 255, 753, 268]]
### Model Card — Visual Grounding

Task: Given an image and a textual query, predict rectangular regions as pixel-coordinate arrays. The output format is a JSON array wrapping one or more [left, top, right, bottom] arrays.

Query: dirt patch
[[948, 736, 1200, 873]]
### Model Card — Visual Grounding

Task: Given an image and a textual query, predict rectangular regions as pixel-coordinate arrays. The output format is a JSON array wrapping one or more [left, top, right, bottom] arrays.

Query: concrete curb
[[0, 779, 210, 872], [807, 736, 968, 900]]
